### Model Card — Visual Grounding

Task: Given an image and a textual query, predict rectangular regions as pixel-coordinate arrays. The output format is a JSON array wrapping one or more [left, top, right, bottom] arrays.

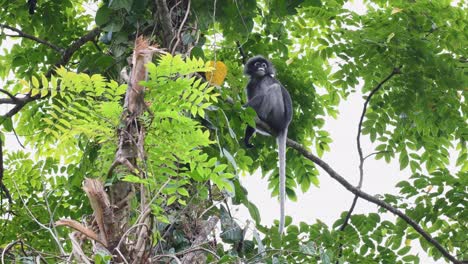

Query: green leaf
[[2, 117, 13, 132], [399, 151, 409, 170], [397, 246, 411, 255], [108, 0, 134, 12], [95, 6, 112, 26], [245, 201, 261, 225], [177, 188, 189, 197], [167, 196, 177, 206]]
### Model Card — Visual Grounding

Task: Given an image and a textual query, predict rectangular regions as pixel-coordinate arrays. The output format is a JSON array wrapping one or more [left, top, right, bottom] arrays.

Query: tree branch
[[0, 27, 101, 119], [155, 0, 175, 48], [337, 67, 401, 261], [236, 40, 247, 65], [0, 89, 17, 102], [171, 0, 191, 54], [0, 136, 13, 207], [356, 67, 401, 187], [48, 27, 101, 75], [0, 23, 63, 52], [254, 119, 462, 264]]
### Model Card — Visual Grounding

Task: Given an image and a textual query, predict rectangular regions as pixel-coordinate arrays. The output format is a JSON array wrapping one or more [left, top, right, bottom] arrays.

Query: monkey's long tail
[[277, 130, 287, 235]]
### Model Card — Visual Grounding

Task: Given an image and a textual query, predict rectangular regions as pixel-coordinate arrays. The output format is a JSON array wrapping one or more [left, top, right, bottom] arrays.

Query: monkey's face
[[245, 56, 275, 77], [253, 61, 268, 77]]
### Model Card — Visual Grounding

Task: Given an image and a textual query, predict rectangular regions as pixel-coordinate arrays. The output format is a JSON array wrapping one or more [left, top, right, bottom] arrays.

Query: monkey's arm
[[244, 95, 264, 109]]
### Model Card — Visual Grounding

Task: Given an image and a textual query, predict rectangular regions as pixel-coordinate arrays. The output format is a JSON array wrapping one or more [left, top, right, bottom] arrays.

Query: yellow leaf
[[19, 79, 30, 93], [205, 61, 227, 86], [31, 76, 40, 88], [19, 79, 29, 88], [50, 76, 58, 89], [405, 239, 411, 246], [391, 7, 403, 15], [41, 88, 48, 97], [31, 88, 40, 96], [41, 74, 48, 88]]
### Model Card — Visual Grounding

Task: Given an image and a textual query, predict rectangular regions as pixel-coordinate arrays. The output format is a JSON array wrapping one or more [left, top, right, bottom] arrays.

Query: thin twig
[[176, 246, 220, 260], [171, 0, 191, 54], [356, 67, 401, 188], [336, 68, 401, 262], [42, 183, 62, 254], [1, 240, 21, 264], [68, 232, 92, 264], [236, 41, 247, 65], [363, 151, 390, 161], [153, 254, 182, 264], [11, 126, 25, 149], [116, 223, 150, 251], [11, 180, 66, 255]]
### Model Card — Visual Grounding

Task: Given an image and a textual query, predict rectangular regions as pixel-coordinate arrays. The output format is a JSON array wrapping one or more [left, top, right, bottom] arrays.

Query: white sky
[[0, 1, 454, 263]]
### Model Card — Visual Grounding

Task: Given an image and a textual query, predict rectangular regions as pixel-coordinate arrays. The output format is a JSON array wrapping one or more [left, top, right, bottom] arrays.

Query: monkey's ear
[[243, 63, 253, 76]]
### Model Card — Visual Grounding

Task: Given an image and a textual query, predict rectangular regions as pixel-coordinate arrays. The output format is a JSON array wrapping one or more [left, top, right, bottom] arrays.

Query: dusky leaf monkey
[[243, 55, 293, 234]]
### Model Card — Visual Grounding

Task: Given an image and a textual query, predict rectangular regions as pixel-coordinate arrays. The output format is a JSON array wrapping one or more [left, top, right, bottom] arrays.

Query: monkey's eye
[[262, 63, 267, 68], [254, 62, 261, 67]]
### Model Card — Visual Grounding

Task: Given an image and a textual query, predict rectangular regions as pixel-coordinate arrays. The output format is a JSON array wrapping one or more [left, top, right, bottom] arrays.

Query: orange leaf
[[205, 61, 227, 86]]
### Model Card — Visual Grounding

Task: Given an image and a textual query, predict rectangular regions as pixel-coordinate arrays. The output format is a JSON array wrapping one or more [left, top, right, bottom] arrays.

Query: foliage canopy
[[0, 0, 466, 263]]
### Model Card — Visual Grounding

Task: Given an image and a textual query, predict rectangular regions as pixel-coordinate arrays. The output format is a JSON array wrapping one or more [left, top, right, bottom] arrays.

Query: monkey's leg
[[244, 126, 255, 148]]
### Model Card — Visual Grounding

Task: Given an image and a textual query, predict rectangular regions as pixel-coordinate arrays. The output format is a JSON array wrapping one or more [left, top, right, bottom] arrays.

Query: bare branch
[[11, 180, 66, 255], [48, 27, 101, 76], [10, 126, 25, 149], [0, 23, 63, 52], [56, 219, 107, 246], [356, 67, 401, 187], [171, 0, 191, 54], [339, 67, 401, 243], [68, 232, 92, 264], [1, 240, 22, 264], [180, 216, 219, 264]]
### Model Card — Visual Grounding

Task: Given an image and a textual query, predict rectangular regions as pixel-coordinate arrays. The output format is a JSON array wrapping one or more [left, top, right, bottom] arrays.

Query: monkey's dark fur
[[244, 55, 292, 234], [27, 0, 37, 14]]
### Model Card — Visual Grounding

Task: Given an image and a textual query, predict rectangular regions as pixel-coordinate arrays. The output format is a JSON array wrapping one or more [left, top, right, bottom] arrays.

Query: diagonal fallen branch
[[56, 219, 106, 247]]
